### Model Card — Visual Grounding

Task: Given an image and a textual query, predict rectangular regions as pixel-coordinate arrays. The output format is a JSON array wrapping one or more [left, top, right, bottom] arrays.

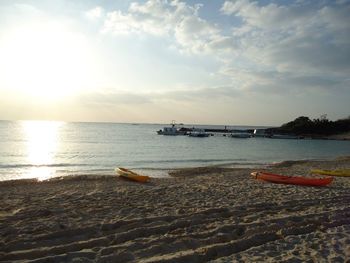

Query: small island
[[267, 115, 350, 140]]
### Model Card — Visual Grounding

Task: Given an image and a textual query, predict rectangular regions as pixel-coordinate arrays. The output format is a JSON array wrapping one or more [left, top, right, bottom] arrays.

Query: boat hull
[[189, 133, 209, 137], [311, 169, 350, 177], [251, 172, 333, 186], [189, 129, 209, 137], [271, 135, 300, 139], [230, 133, 251, 138], [115, 168, 150, 183]]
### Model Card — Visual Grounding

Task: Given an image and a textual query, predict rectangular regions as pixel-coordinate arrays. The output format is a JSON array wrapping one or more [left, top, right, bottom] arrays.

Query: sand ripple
[[0, 158, 350, 262]]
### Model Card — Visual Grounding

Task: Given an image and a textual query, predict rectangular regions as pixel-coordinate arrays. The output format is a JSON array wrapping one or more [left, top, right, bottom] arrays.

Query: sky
[[0, 0, 349, 125]]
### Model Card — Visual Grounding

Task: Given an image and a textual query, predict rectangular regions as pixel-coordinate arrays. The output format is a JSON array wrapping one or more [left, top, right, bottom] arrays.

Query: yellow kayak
[[115, 167, 150, 183], [311, 169, 350, 177]]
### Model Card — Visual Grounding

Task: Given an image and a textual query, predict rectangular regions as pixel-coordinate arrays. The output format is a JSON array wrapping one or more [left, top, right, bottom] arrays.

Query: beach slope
[[1, 157, 350, 262]]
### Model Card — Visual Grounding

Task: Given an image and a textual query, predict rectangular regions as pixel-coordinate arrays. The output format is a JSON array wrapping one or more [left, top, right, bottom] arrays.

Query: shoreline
[[1, 157, 349, 262], [1, 156, 349, 184]]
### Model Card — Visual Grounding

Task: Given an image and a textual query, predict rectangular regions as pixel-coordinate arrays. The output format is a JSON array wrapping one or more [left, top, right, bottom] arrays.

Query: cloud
[[221, 1, 350, 61], [78, 83, 245, 109], [220, 65, 349, 96], [100, 0, 350, 71], [85, 6, 104, 20], [219, 0, 350, 94], [157, 86, 242, 102], [80, 92, 153, 106], [221, 0, 316, 30], [103, 0, 182, 36], [94, 0, 350, 99], [101, 0, 223, 54]]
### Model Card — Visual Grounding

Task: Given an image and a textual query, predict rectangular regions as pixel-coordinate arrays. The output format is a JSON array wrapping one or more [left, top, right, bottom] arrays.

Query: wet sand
[[0, 157, 350, 262]]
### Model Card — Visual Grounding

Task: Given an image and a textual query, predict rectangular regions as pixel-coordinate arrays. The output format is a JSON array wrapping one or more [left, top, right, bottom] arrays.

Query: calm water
[[0, 120, 349, 181]]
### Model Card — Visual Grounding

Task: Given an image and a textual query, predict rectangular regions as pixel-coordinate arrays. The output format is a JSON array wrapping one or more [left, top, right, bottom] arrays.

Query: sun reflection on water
[[22, 121, 63, 181]]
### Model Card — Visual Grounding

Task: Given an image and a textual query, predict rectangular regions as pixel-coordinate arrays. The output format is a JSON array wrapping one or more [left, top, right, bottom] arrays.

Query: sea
[[0, 120, 349, 181]]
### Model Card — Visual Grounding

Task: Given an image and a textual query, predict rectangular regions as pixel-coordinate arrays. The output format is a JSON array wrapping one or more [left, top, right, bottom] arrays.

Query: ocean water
[[0, 120, 349, 181]]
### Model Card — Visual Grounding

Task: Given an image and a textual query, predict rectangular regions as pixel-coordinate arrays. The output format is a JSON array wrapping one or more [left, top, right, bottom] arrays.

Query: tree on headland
[[269, 115, 350, 136]]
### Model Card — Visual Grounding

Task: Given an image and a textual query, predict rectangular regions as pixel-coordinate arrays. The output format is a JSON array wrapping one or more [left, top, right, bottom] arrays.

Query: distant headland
[[267, 115, 350, 140]]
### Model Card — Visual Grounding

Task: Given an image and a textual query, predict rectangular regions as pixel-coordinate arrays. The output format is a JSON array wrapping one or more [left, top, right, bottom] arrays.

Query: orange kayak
[[251, 171, 333, 186], [115, 167, 150, 183]]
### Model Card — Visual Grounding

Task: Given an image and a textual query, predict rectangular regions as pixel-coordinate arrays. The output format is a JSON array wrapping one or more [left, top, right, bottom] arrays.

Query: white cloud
[[174, 15, 220, 53], [103, 11, 140, 35], [94, 0, 350, 112], [219, 0, 350, 94], [85, 6, 104, 20], [81, 91, 153, 105], [79, 83, 244, 108], [221, 0, 315, 30], [101, 0, 222, 53]]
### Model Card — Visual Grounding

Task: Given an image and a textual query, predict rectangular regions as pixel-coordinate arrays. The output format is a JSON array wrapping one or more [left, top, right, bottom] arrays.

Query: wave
[[129, 159, 269, 171], [133, 158, 250, 164], [0, 158, 266, 172], [0, 163, 90, 169]]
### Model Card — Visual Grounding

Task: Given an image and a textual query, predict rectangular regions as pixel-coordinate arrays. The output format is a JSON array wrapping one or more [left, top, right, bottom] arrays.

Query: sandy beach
[[1, 157, 350, 262]]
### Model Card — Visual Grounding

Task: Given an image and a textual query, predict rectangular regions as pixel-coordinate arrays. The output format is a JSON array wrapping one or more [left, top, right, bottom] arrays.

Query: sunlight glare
[[22, 121, 63, 181], [0, 23, 96, 100]]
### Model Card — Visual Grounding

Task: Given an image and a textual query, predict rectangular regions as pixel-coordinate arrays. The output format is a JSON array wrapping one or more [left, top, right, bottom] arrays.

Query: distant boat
[[253, 129, 268, 137], [188, 129, 209, 137], [157, 121, 187, 136], [230, 133, 251, 138], [251, 171, 333, 186], [115, 167, 150, 183]]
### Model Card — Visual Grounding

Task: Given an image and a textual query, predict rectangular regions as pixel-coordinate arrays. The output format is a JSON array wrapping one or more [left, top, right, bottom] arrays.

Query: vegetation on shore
[[268, 115, 350, 136]]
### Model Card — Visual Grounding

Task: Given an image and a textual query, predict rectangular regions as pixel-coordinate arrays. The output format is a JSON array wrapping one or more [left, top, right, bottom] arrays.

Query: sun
[[0, 22, 95, 100]]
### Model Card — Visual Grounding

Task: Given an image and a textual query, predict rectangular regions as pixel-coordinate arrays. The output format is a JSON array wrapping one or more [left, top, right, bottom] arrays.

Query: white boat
[[188, 129, 209, 137], [230, 133, 251, 138], [157, 121, 187, 136], [253, 129, 268, 137]]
